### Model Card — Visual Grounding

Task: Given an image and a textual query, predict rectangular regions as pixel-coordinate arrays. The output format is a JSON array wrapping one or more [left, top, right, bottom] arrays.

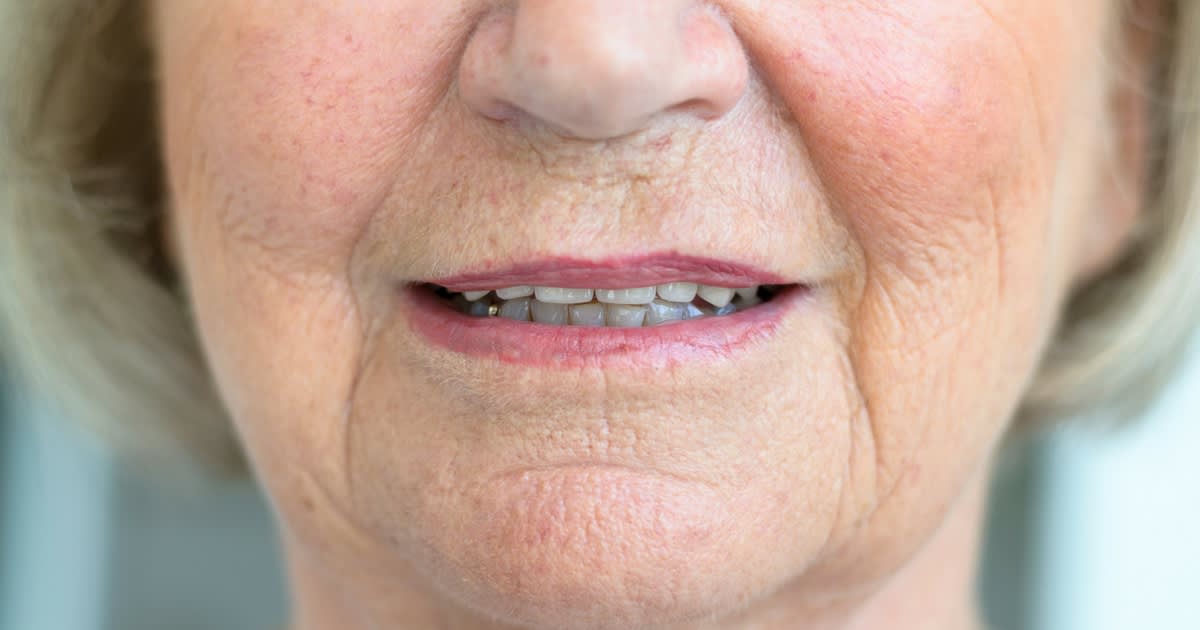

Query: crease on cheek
[[793, 35, 1028, 288], [758, 10, 1036, 222], [754, 9, 1051, 522], [341, 315, 379, 518], [193, 21, 425, 282]]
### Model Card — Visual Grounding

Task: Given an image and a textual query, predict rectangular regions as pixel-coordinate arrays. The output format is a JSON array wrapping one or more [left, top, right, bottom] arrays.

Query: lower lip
[[401, 285, 809, 367]]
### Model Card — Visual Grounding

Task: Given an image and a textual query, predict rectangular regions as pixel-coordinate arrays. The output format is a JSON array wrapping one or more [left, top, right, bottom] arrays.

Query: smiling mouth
[[400, 254, 807, 365], [422, 283, 789, 328]]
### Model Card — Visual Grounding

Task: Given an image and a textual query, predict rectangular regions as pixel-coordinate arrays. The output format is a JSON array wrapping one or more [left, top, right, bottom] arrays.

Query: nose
[[458, 1, 749, 141]]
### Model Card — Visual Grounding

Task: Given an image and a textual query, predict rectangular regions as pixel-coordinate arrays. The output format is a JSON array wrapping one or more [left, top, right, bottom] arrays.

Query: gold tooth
[[488, 304, 500, 317]]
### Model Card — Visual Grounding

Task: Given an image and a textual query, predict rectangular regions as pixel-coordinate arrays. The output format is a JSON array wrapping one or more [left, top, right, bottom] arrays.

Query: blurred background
[[1, 337, 1198, 630]]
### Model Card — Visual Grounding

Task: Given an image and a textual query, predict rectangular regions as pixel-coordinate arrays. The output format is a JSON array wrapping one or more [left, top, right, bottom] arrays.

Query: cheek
[[750, 2, 1098, 553], [756, 3, 1087, 373], [160, 4, 458, 279], [155, 3, 463, 489], [767, 5, 1060, 279]]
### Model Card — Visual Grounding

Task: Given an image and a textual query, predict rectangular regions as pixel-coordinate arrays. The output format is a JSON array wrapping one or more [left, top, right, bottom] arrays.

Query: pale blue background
[[2, 338, 1197, 630]]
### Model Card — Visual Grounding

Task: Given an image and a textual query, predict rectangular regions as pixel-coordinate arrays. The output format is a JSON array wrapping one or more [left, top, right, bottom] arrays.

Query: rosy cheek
[[173, 6, 453, 277], [755, 5, 1055, 280]]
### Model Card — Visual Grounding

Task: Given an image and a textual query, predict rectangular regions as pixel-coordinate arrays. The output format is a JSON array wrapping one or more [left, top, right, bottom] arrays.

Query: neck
[[284, 470, 990, 630]]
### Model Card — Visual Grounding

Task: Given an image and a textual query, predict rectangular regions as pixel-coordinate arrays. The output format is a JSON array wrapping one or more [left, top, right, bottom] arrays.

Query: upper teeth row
[[460, 284, 759, 308]]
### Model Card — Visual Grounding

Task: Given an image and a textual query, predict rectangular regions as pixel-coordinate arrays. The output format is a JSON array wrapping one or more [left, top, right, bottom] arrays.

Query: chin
[[398, 465, 814, 630]]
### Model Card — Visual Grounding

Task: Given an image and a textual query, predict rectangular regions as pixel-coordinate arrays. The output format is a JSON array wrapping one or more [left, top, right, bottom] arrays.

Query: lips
[[401, 253, 807, 366], [431, 254, 792, 292]]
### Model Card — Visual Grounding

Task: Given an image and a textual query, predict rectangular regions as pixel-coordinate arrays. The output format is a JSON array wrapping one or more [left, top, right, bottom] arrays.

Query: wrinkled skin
[[156, 1, 1149, 629]]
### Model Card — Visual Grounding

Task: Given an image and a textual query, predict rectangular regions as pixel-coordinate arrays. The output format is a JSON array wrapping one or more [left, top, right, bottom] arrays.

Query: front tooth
[[463, 290, 490, 301], [596, 287, 656, 305], [684, 303, 705, 319], [657, 282, 698, 303], [495, 286, 534, 299], [645, 299, 688, 326], [534, 287, 594, 304], [735, 287, 759, 299], [606, 304, 647, 328], [569, 303, 607, 326], [498, 297, 532, 321], [531, 300, 568, 324], [697, 285, 734, 308]]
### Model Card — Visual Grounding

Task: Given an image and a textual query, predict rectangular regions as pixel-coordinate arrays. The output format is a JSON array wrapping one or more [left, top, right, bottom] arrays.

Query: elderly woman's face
[[157, 1, 1137, 627]]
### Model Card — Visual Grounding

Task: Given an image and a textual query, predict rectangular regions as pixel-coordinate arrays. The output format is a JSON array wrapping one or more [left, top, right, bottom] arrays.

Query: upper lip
[[423, 252, 795, 292]]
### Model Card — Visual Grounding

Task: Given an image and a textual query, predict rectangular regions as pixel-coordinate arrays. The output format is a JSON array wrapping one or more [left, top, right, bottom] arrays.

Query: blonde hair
[[1022, 2, 1200, 424], [1, 0, 1197, 475], [0, 0, 241, 474]]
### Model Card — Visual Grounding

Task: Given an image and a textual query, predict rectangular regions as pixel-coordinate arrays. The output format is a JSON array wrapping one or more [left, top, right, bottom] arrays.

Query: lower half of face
[[158, 1, 1115, 627]]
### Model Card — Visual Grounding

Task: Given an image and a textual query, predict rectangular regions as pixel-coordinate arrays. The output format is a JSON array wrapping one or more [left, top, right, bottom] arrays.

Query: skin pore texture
[[154, 1, 1149, 629]]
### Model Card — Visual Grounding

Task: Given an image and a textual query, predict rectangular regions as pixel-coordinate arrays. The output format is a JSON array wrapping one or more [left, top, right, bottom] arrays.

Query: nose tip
[[458, 1, 749, 141]]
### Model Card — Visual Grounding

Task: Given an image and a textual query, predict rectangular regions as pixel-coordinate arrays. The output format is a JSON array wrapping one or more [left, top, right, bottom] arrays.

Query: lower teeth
[[441, 287, 774, 327]]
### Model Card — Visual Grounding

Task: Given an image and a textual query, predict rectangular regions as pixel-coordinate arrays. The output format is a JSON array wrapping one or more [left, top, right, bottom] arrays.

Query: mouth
[[427, 283, 787, 326], [401, 253, 808, 366]]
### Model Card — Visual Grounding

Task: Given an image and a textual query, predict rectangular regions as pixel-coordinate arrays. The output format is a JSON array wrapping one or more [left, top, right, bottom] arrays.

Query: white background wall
[[0, 392, 287, 630], [0, 394, 111, 630], [1031, 337, 1200, 630]]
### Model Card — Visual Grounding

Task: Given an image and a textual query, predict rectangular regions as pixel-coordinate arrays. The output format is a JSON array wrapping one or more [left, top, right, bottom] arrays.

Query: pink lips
[[403, 253, 805, 367], [430, 253, 791, 291]]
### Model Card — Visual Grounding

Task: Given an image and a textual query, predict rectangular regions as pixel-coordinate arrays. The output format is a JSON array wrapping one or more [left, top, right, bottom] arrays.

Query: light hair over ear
[[1021, 0, 1200, 427], [0, 0, 243, 474]]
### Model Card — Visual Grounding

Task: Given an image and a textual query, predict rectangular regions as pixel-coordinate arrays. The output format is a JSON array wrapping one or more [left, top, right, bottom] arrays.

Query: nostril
[[670, 97, 723, 122], [457, 0, 749, 142]]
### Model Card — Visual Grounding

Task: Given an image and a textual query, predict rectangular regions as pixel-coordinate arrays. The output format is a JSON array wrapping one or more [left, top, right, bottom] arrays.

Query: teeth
[[496, 286, 534, 299], [498, 297, 531, 321], [444, 283, 770, 327], [568, 303, 607, 326], [645, 299, 688, 326], [530, 300, 569, 325], [737, 293, 762, 308], [656, 282, 698, 302], [713, 303, 737, 316], [697, 285, 735, 308], [466, 300, 492, 318], [595, 287, 656, 305], [606, 304, 647, 328], [533, 287, 594, 304]]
